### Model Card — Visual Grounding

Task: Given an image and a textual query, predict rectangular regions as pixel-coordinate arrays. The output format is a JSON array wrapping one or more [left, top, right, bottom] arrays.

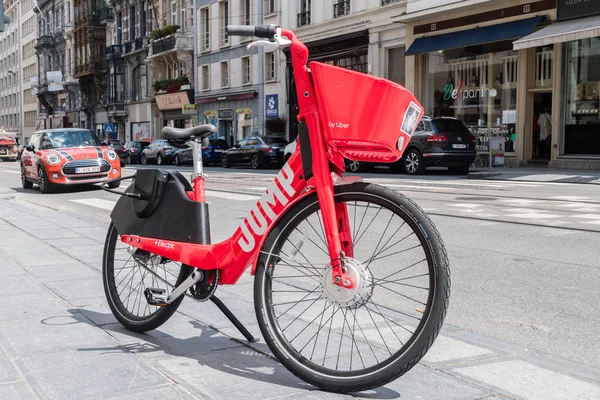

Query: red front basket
[[310, 61, 424, 164]]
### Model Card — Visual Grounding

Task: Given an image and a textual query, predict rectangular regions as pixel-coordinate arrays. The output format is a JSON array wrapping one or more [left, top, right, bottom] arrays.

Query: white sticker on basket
[[397, 136, 405, 151], [401, 101, 422, 136]]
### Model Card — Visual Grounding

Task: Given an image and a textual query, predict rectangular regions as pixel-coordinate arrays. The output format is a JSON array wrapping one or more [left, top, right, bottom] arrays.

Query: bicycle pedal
[[144, 288, 169, 307]]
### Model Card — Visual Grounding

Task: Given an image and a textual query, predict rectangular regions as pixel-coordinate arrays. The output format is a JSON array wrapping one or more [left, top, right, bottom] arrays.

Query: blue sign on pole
[[265, 94, 278, 119], [103, 123, 116, 139]]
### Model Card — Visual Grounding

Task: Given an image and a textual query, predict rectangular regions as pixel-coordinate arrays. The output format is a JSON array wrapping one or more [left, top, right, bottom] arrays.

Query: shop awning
[[404, 16, 543, 56], [513, 15, 600, 50]]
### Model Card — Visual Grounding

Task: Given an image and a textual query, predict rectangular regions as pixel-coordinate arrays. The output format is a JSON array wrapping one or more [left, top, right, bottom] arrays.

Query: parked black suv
[[346, 116, 477, 175]]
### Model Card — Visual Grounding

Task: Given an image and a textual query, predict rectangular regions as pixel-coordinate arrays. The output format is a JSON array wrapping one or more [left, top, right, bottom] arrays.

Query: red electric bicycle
[[101, 24, 450, 393]]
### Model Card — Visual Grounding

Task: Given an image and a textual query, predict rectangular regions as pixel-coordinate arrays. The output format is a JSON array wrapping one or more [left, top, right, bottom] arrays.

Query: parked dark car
[[221, 136, 288, 169], [140, 139, 177, 165], [103, 139, 127, 166], [123, 141, 150, 164], [174, 138, 229, 166], [346, 116, 477, 175]]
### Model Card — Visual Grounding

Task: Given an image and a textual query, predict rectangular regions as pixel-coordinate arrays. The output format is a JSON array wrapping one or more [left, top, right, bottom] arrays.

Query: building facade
[[280, 0, 406, 141], [0, 0, 39, 145], [34, 0, 68, 132], [145, 0, 195, 140], [398, 0, 600, 169], [194, 0, 278, 146]]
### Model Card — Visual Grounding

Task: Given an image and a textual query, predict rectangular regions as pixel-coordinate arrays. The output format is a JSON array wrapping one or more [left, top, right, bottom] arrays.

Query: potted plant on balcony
[[177, 75, 190, 90], [153, 79, 170, 94]]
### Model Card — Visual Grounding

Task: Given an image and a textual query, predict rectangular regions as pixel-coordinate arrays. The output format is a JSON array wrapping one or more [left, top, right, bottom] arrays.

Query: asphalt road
[[1, 160, 599, 371]]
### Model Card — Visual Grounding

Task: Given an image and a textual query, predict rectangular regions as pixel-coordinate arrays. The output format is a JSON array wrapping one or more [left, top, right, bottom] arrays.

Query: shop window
[[427, 41, 519, 160], [563, 38, 600, 155], [221, 61, 229, 87], [242, 56, 251, 84]]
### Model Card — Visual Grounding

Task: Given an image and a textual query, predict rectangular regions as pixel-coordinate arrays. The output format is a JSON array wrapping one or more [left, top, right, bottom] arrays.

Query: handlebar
[[226, 24, 277, 39]]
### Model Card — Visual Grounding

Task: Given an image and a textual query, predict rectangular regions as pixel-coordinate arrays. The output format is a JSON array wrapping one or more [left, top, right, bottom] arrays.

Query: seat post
[[191, 137, 206, 202]]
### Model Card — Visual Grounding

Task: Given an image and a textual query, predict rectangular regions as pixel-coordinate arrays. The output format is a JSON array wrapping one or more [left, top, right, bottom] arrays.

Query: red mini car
[[20, 128, 122, 193]]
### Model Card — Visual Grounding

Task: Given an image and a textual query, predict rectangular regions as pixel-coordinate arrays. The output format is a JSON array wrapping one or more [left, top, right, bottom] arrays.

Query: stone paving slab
[[1, 198, 600, 399]]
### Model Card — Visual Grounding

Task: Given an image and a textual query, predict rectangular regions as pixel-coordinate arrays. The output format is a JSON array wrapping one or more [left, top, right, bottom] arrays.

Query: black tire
[[175, 155, 181, 166], [448, 164, 470, 175], [21, 164, 33, 189], [221, 154, 230, 168], [141, 154, 148, 165], [250, 154, 260, 169], [254, 182, 450, 393], [107, 180, 121, 189], [37, 165, 54, 194], [403, 149, 426, 175], [102, 222, 192, 333]]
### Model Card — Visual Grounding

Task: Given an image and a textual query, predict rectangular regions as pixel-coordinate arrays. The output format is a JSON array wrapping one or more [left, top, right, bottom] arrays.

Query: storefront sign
[[265, 94, 278, 119], [443, 80, 497, 101], [204, 111, 217, 126], [182, 104, 197, 115], [557, 0, 600, 21], [217, 109, 233, 120], [54, 106, 66, 117], [156, 91, 192, 110], [47, 71, 63, 92], [237, 108, 252, 116]]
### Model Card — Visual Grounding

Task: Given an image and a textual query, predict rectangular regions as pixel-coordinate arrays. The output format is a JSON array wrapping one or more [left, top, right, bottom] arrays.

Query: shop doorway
[[219, 120, 233, 147], [531, 92, 552, 161]]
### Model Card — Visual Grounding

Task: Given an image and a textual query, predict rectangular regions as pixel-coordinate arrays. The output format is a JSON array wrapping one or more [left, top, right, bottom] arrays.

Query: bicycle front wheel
[[254, 182, 450, 393]]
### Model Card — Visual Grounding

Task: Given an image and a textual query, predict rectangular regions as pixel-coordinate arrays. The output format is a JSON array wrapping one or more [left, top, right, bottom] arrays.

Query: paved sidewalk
[[1, 199, 599, 400], [468, 167, 600, 184]]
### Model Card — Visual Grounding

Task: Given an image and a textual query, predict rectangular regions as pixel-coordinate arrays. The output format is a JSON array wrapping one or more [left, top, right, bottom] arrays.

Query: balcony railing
[[125, 88, 153, 103], [151, 35, 176, 54], [297, 11, 310, 27], [74, 61, 107, 77], [334, 1, 350, 18], [134, 37, 146, 51], [108, 103, 128, 117], [35, 35, 55, 49], [124, 41, 133, 53], [106, 45, 123, 59], [382, 0, 400, 5]]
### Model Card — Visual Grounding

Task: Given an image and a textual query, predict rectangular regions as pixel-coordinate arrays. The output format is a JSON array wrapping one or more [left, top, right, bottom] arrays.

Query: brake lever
[[247, 40, 279, 50]]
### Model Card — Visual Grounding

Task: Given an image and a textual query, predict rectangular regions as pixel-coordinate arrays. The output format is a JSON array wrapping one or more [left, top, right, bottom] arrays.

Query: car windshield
[[108, 140, 123, 147], [262, 137, 288, 145], [41, 130, 101, 149], [431, 119, 471, 134]]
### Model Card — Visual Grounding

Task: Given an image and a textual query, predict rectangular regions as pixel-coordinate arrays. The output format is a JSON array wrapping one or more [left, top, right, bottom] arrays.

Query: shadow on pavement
[[60, 309, 400, 399]]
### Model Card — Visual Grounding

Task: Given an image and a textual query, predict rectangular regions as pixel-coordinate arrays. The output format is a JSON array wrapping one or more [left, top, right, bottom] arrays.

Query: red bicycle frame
[[120, 29, 355, 288]]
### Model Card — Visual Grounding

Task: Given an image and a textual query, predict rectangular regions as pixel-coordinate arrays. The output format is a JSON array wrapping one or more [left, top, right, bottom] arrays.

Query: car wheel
[[21, 164, 33, 189], [221, 155, 230, 168], [38, 166, 54, 194], [347, 160, 361, 173], [175, 155, 180, 166], [403, 149, 425, 175], [251, 154, 260, 170], [157, 154, 163, 165], [126, 154, 132, 165], [448, 164, 471, 175], [141, 155, 148, 165]]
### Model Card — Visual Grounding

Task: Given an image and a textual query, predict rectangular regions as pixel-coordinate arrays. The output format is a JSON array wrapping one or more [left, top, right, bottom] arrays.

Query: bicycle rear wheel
[[254, 182, 450, 393], [102, 222, 192, 332]]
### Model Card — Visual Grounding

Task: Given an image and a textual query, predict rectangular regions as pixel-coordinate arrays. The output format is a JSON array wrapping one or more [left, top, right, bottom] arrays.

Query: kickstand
[[210, 295, 259, 343]]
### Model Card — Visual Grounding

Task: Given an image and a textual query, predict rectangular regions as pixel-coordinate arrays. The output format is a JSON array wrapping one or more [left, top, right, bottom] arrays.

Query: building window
[[265, 52, 275, 80], [202, 64, 210, 90], [297, 0, 311, 27], [171, 2, 177, 26], [221, 61, 229, 87], [180, 0, 186, 30], [426, 41, 519, 156], [333, 1, 350, 18], [240, 0, 250, 25], [220, 0, 229, 45], [132, 64, 147, 101], [200, 7, 210, 51], [563, 38, 600, 155], [387, 47, 405, 86], [242, 56, 251, 84], [264, 0, 275, 14]]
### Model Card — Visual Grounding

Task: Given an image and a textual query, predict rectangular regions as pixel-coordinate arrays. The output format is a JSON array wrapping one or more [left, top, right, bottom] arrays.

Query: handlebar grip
[[226, 24, 277, 39], [226, 25, 256, 37]]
